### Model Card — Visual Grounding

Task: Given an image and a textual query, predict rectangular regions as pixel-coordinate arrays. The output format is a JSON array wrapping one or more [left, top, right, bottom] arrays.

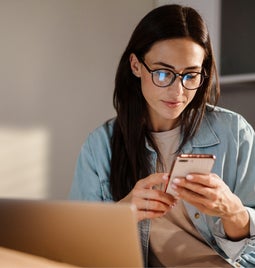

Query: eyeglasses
[[140, 59, 206, 90]]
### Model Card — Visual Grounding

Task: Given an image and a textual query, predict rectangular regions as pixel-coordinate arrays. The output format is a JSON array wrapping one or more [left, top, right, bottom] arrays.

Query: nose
[[170, 76, 184, 95]]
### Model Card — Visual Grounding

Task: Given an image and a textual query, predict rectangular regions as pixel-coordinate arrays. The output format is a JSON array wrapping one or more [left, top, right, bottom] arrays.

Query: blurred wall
[[1, 0, 253, 199], [156, 0, 221, 70], [0, 0, 154, 199]]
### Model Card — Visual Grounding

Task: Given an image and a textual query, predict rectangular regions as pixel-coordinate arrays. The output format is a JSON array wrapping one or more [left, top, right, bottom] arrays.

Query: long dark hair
[[110, 4, 220, 201]]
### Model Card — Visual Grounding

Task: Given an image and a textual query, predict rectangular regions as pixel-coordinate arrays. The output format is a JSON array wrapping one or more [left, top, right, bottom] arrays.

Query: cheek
[[186, 90, 197, 103], [140, 76, 158, 102], [140, 73, 151, 88]]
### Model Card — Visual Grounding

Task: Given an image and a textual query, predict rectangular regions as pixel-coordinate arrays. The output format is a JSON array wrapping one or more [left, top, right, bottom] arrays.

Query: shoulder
[[189, 105, 255, 153], [88, 118, 115, 141], [205, 105, 253, 130], [82, 118, 116, 155], [205, 104, 240, 120]]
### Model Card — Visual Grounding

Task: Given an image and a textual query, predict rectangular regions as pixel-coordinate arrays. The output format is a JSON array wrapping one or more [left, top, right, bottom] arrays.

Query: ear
[[129, 53, 142, 77]]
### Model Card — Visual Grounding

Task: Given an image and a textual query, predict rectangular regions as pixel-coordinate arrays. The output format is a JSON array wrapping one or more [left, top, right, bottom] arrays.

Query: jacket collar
[[145, 113, 220, 153], [182, 115, 220, 153]]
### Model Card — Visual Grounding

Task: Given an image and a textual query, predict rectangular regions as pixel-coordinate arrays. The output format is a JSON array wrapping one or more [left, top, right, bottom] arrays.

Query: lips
[[162, 100, 183, 107]]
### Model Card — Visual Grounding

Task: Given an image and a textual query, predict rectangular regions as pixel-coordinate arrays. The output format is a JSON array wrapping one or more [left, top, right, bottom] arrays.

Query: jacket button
[[194, 212, 200, 219]]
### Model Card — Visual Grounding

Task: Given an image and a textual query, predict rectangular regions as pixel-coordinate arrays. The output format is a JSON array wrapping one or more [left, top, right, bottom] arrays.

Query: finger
[[171, 182, 205, 201], [185, 173, 220, 188], [172, 187, 221, 214], [136, 201, 177, 221], [137, 199, 166, 212], [145, 198, 173, 212], [137, 173, 169, 189], [171, 174, 220, 193], [172, 180, 229, 213], [135, 187, 176, 206], [137, 210, 167, 221], [172, 177, 212, 198], [179, 174, 229, 201]]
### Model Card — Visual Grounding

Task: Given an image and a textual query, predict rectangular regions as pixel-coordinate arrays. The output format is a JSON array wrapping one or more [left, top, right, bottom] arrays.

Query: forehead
[[145, 38, 205, 69]]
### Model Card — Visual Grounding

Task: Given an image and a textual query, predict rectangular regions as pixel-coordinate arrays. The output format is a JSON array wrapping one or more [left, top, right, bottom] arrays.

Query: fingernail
[[171, 202, 176, 207], [173, 178, 181, 184], [162, 174, 169, 180], [169, 202, 177, 209], [171, 183, 177, 189], [186, 174, 193, 180]]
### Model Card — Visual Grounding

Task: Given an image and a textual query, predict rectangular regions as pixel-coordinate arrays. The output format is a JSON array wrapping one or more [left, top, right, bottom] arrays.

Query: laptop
[[0, 199, 143, 267]]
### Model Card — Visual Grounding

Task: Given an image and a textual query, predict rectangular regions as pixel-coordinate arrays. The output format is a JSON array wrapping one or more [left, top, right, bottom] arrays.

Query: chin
[[164, 112, 182, 120]]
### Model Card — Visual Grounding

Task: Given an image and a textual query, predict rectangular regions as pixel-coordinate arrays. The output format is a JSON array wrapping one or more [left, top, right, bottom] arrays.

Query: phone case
[[165, 154, 216, 196]]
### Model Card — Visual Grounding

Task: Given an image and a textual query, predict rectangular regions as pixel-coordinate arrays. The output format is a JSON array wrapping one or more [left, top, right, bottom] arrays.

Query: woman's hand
[[119, 173, 177, 221], [171, 173, 250, 240]]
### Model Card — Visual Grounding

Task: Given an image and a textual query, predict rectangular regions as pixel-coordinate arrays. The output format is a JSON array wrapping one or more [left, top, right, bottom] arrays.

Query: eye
[[183, 72, 199, 81], [154, 70, 172, 81]]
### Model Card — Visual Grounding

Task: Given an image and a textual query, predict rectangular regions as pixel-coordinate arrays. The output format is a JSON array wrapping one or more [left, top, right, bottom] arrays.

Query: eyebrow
[[152, 61, 202, 71]]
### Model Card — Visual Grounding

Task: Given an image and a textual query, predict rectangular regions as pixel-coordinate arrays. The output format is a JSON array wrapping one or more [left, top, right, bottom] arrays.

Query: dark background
[[221, 0, 255, 76]]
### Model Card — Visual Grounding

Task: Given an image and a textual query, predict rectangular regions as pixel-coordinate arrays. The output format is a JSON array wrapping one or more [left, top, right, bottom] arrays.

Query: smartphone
[[165, 154, 216, 196]]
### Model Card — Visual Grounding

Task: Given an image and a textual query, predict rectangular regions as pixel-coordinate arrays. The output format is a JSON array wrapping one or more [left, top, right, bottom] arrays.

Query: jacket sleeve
[[69, 134, 104, 201], [213, 116, 255, 266], [213, 208, 255, 266]]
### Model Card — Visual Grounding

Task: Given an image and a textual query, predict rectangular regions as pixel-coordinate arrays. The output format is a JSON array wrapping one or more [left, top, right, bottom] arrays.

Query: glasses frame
[[139, 58, 206, 90]]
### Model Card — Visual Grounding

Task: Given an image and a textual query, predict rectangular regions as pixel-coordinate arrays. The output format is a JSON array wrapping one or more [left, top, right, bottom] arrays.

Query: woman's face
[[130, 38, 205, 132]]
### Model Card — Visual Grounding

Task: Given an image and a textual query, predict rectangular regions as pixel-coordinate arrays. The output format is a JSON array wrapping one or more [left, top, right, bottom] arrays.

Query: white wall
[[0, 0, 154, 199]]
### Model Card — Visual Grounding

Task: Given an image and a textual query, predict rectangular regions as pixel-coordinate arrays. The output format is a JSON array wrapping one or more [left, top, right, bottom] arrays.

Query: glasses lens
[[182, 72, 203, 90], [152, 70, 175, 87]]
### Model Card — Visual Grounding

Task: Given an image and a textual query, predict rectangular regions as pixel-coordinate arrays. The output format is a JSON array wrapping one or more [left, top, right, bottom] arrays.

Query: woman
[[69, 4, 255, 267]]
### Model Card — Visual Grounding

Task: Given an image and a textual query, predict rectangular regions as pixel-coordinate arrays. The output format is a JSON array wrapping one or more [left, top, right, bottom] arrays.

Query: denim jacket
[[69, 106, 255, 268]]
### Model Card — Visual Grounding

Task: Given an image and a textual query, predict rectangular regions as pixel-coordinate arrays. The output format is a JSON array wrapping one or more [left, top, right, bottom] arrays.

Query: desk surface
[[0, 247, 80, 268]]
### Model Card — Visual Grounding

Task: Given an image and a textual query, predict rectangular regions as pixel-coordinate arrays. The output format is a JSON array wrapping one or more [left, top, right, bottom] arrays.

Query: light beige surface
[[0, 247, 79, 268]]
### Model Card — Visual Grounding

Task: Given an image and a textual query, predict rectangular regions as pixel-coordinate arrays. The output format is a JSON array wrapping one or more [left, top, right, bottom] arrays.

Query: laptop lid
[[0, 199, 143, 267]]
